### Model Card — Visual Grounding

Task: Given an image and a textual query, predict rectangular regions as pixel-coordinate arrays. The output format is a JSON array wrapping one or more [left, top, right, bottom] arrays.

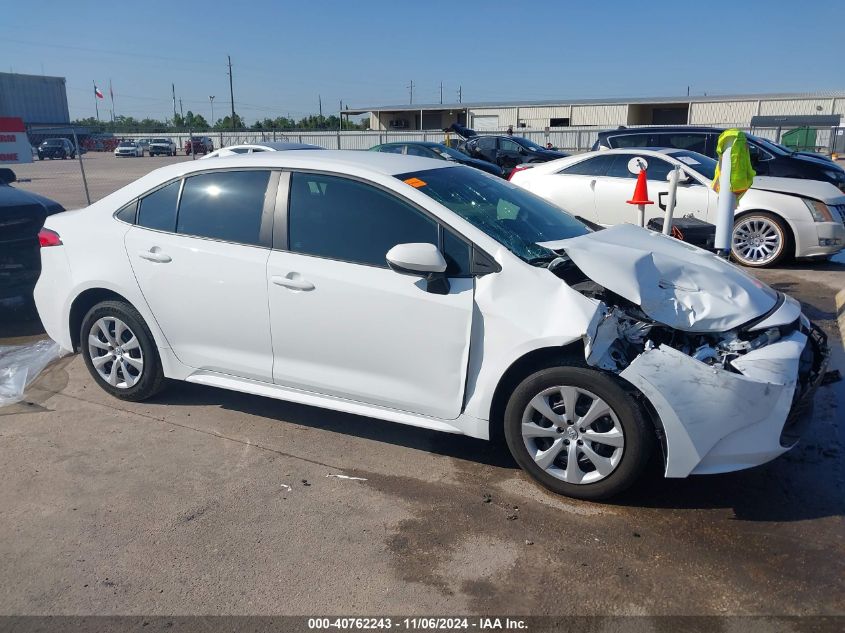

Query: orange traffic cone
[[627, 169, 653, 206]]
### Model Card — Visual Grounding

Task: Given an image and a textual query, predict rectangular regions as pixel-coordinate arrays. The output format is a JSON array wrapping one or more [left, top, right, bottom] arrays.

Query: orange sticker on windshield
[[404, 177, 427, 188]]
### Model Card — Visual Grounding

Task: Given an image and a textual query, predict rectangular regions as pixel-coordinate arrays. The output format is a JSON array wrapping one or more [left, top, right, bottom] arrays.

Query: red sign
[[0, 117, 32, 164]]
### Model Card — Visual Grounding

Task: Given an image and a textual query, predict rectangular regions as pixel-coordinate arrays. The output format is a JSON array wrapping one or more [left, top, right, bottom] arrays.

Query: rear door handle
[[271, 274, 315, 291], [138, 249, 171, 263]]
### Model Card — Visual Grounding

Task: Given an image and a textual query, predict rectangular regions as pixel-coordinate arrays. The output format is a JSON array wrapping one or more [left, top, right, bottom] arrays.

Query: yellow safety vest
[[712, 129, 755, 198]]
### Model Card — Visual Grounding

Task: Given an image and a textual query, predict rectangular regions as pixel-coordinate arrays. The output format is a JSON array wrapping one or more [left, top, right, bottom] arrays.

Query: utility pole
[[408, 80, 414, 105], [339, 99, 343, 131], [209, 95, 215, 128], [457, 85, 462, 104], [172, 83, 177, 124], [440, 82, 443, 104], [318, 94, 323, 122], [227, 55, 236, 130]]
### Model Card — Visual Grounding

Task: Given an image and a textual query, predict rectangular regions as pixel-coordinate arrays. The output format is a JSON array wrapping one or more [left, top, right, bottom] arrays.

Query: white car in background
[[510, 148, 845, 267], [32, 152, 828, 500], [200, 141, 324, 159], [114, 141, 144, 158]]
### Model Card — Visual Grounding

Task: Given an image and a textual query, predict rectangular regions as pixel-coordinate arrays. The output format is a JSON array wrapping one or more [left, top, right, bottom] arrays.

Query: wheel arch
[[486, 341, 667, 462], [68, 288, 136, 352]]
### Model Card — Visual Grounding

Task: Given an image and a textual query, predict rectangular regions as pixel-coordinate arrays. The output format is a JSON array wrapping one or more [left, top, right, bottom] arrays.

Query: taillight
[[38, 228, 62, 247], [508, 164, 531, 181]]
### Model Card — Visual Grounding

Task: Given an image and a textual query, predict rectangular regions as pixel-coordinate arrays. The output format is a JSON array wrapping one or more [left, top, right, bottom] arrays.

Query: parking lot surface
[[0, 156, 843, 617]]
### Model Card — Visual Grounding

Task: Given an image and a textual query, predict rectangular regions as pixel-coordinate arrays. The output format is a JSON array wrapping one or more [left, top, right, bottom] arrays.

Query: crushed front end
[[544, 225, 831, 478]]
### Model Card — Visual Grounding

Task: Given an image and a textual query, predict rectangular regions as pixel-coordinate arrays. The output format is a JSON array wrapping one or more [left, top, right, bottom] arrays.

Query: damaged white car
[[33, 153, 829, 500]]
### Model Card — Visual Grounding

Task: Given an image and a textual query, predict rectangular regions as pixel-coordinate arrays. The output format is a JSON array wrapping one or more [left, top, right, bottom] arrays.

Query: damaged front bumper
[[618, 322, 828, 477]]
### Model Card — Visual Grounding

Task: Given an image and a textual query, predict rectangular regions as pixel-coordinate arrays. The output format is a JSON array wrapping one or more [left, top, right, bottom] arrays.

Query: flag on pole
[[94, 85, 104, 99], [109, 80, 114, 101]]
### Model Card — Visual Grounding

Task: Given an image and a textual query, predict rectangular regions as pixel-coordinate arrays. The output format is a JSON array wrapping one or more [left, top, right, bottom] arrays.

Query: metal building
[[0, 72, 70, 126], [346, 91, 845, 132]]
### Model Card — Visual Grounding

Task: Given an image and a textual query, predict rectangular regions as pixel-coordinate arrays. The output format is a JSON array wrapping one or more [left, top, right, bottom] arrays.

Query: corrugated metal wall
[[688, 100, 758, 125], [0, 73, 70, 125], [758, 98, 835, 116], [570, 104, 628, 126]]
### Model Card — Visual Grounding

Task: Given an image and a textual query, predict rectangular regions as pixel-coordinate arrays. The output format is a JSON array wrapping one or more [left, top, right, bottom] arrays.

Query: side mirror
[[0, 168, 16, 184], [386, 243, 450, 295]]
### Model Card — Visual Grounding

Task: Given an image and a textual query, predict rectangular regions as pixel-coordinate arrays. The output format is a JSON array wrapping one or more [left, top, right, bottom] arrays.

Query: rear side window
[[288, 172, 438, 267], [137, 181, 180, 232], [608, 133, 651, 148], [176, 170, 271, 246], [476, 137, 496, 151], [606, 155, 674, 181], [658, 133, 707, 154], [559, 155, 615, 176]]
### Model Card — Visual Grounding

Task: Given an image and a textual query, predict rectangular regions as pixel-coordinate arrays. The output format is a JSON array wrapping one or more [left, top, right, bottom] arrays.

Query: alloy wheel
[[521, 386, 625, 485], [87, 317, 144, 389], [732, 217, 783, 265]]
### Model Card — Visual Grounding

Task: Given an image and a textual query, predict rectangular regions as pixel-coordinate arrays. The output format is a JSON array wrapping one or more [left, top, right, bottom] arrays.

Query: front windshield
[[748, 135, 789, 156], [513, 137, 545, 151], [670, 150, 717, 181], [119, 142, 134, 147], [45, 140, 63, 146], [152, 138, 168, 143], [396, 166, 589, 263]]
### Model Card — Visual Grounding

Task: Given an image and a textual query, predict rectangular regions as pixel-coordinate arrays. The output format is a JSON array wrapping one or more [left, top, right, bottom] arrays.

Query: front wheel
[[80, 300, 165, 402], [731, 212, 790, 268], [504, 366, 653, 500]]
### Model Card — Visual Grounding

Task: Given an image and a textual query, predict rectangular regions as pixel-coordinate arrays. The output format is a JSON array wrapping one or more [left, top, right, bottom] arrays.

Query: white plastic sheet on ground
[[0, 339, 66, 406]]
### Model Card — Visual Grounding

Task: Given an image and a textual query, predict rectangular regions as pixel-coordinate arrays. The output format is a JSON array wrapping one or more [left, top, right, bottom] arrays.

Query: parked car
[[459, 135, 569, 176], [369, 141, 504, 177], [135, 138, 151, 154], [509, 148, 845, 267], [592, 126, 845, 192], [148, 138, 177, 157], [33, 151, 829, 500], [37, 138, 76, 160], [184, 136, 214, 155], [114, 141, 144, 158], [0, 168, 64, 304], [201, 141, 323, 159]]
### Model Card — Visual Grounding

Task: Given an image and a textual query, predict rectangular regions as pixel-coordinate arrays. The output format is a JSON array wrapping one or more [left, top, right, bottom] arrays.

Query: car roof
[[228, 141, 323, 151], [144, 150, 453, 180], [599, 126, 724, 136]]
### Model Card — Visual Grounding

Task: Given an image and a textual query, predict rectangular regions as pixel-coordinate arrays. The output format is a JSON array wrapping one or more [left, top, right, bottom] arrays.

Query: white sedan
[[33, 152, 828, 500], [511, 148, 845, 267], [114, 141, 144, 158], [200, 141, 323, 159]]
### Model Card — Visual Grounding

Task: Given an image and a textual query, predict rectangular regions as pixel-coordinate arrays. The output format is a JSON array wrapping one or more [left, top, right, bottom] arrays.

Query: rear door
[[266, 171, 474, 420], [124, 169, 277, 381], [498, 138, 524, 172], [527, 154, 615, 224]]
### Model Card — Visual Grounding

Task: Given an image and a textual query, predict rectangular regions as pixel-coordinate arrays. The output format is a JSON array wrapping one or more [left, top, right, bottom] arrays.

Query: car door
[[526, 154, 615, 224], [124, 169, 277, 381], [472, 136, 498, 164], [266, 171, 474, 420], [594, 154, 710, 226], [497, 138, 524, 172]]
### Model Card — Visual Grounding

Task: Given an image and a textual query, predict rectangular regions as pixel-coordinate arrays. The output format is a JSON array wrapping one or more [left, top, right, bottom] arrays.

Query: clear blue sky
[[0, 0, 840, 123]]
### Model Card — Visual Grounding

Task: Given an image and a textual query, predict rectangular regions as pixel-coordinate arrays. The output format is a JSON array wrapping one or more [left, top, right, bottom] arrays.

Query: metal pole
[[662, 165, 681, 235], [209, 95, 215, 129], [93, 81, 100, 123], [228, 55, 236, 131], [714, 139, 735, 257], [71, 128, 91, 205]]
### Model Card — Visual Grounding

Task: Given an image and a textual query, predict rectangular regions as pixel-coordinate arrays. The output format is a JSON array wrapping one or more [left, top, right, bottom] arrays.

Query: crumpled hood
[[539, 224, 778, 332]]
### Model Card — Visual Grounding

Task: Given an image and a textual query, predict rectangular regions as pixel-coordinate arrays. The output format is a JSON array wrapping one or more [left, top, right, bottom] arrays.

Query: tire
[[504, 365, 653, 500], [731, 212, 791, 268], [80, 300, 165, 402]]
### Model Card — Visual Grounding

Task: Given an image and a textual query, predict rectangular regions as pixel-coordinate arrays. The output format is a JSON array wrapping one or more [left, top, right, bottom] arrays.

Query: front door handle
[[271, 274, 315, 291], [138, 249, 171, 263], [658, 191, 668, 211]]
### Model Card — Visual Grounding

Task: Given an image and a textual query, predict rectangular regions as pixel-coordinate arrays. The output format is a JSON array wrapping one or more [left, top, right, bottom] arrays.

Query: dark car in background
[[459, 135, 569, 176], [369, 141, 504, 177], [0, 169, 64, 306], [184, 136, 214, 155], [592, 126, 845, 192], [37, 138, 76, 160]]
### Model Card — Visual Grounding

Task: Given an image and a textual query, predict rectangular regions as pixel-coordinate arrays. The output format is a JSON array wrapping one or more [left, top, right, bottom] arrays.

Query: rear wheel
[[80, 300, 165, 402], [731, 212, 790, 268], [504, 366, 653, 500]]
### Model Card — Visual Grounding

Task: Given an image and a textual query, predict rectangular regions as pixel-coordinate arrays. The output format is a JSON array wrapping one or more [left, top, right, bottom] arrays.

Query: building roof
[[345, 91, 845, 114]]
